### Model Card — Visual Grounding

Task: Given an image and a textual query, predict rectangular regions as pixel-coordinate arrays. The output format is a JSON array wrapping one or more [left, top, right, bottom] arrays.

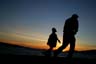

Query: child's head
[[52, 27, 57, 33]]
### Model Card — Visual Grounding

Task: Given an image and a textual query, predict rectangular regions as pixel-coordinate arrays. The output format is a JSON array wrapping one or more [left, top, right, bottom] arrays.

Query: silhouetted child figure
[[44, 27, 61, 56]]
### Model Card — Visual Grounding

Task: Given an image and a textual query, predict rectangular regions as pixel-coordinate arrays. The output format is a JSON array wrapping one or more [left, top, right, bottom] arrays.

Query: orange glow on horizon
[[0, 39, 48, 49], [0, 38, 95, 51]]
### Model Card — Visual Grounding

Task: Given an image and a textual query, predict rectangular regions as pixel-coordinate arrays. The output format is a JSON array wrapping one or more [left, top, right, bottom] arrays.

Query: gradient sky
[[0, 0, 96, 51]]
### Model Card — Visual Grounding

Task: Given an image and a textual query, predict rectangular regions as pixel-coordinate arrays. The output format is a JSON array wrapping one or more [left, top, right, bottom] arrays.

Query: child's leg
[[44, 46, 53, 56], [48, 47, 53, 51]]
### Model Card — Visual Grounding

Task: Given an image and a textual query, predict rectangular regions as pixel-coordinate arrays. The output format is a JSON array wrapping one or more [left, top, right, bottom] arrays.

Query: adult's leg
[[54, 35, 69, 57], [67, 36, 75, 58]]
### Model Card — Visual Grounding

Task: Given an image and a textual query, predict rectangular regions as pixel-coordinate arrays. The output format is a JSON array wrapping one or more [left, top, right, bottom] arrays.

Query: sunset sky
[[0, 0, 96, 51]]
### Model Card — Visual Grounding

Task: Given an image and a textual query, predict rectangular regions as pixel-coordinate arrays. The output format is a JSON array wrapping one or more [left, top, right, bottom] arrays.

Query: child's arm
[[56, 34, 61, 43], [57, 37, 61, 43], [58, 39, 61, 43]]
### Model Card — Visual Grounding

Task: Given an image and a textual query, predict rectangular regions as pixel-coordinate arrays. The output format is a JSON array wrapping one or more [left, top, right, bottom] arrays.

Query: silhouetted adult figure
[[43, 28, 61, 56], [54, 14, 79, 59]]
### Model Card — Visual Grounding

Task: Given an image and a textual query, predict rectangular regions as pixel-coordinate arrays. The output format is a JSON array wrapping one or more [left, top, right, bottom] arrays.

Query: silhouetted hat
[[52, 28, 57, 32], [72, 14, 79, 18]]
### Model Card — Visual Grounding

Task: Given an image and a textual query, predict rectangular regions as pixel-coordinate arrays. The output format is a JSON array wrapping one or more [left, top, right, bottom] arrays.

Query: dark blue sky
[[0, 0, 96, 50]]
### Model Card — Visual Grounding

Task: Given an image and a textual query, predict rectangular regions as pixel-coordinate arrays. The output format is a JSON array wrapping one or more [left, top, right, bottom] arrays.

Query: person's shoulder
[[54, 33, 57, 37], [66, 18, 71, 21]]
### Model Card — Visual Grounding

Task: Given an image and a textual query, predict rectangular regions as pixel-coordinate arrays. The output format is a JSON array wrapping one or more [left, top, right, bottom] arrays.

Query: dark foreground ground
[[0, 55, 96, 64], [0, 42, 96, 64]]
